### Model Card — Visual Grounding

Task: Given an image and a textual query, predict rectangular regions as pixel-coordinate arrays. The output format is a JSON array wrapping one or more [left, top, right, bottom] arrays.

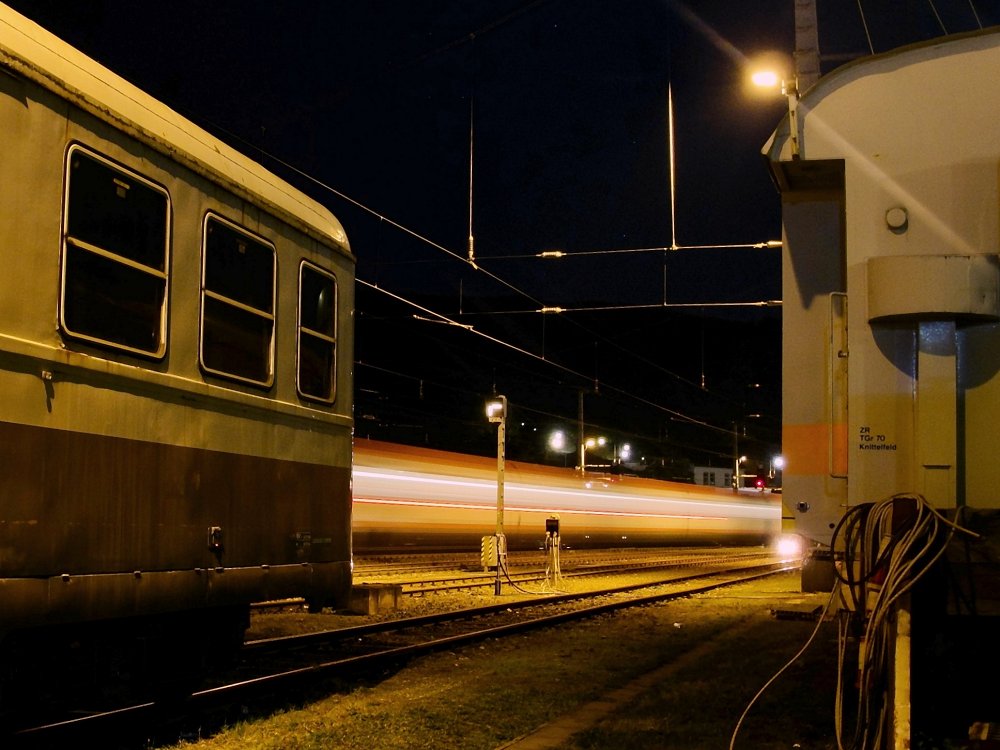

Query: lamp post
[[486, 395, 507, 595], [770, 454, 785, 480], [749, 60, 802, 157], [581, 435, 606, 473], [617, 442, 632, 465]]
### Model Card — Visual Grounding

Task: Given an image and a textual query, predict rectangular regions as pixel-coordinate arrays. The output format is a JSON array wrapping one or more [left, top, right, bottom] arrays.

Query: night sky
[[6, 1, 996, 474]]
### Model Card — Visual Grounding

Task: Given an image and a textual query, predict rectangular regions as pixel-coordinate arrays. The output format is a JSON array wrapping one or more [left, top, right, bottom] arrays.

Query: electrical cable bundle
[[831, 494, 978, 749], [499, 546, 568, 596]]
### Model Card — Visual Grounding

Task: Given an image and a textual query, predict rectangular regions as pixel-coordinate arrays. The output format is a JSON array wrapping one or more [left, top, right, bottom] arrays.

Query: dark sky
[[7, 0, 996, 469]]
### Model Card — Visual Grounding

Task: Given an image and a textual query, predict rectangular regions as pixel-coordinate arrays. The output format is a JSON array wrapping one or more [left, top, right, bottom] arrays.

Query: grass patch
[[167, 573, 841, 749], [569, 614, 843, 749]]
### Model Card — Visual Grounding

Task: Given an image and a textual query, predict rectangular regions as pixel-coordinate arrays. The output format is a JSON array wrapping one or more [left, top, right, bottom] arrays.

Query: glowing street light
[[579, 435, 608, 474], [548, 430, 567, 452], [748, 54, 801, 156], [735, 454, 748, 491], [751, 70, 781, 89], [486, 397, 506, 424], [619, 443, 632, 463]]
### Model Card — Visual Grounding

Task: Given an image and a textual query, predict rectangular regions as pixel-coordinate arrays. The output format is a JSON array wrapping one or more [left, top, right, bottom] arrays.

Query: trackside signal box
[[481, 535, 499, 569]]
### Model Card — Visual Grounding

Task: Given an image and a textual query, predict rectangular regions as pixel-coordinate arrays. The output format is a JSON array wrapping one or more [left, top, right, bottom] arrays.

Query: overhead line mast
[[793, 0, 821, 92]]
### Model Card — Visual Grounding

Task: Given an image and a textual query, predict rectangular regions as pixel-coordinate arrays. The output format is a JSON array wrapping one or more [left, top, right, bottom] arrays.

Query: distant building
[[693, 466, 732, 489]]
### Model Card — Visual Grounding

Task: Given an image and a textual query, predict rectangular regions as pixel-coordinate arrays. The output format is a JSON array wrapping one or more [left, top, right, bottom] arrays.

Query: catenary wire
[[358, 278, 737, 436]]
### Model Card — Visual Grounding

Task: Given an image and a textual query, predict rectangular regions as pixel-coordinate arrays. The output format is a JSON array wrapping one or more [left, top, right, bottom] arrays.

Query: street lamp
[[618, 442, 631, 464], [580, 435, 606, 473], [548, 430, 566, 452], [485, 396, 507, 595], [749, 57, 801, 157], [547, 429, 574, 466]]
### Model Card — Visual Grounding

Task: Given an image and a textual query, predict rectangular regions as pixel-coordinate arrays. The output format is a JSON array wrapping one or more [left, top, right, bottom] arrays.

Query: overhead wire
[[361, 281, 756, 456], [852, 0, 988, 59], [143, 0, 783, 453], [275, 147, 761, 426], [358, 279, 737, 436], [359, 303, 728, 447], [468, 240, 781, 260], [273, 154, 548, 307], [356, 342, 749, 464], [331, 116, 774, 441], [161, 18, 779, 438], [968, 0, 983, 28], [450, 300, 780, 314], [926, 0, 948, 34], [855, 0, 876, 54]]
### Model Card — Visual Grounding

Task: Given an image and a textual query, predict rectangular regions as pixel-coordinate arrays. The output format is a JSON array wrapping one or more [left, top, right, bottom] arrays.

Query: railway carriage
[[764, 27, 1000, 567], [352, 439, 781, 553], [764, 27, 1000, 745], [0, 4, 354, 706]]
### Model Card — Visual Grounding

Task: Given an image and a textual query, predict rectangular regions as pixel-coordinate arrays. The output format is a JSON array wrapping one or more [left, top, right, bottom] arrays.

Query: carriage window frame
[[60, 145, 171, 358], [296, 261, 338, 404], [199, 213, 276, 389]]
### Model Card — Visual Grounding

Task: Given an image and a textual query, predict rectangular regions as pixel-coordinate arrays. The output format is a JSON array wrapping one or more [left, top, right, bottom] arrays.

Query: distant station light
[[549, 430, 567, 451]]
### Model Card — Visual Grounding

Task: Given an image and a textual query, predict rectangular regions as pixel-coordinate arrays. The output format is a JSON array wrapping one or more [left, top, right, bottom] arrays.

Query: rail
[[11, 559, 800, 745]]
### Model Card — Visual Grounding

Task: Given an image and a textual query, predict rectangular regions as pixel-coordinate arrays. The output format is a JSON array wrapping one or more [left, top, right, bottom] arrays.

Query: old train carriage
[[0, 4, 354, 703]]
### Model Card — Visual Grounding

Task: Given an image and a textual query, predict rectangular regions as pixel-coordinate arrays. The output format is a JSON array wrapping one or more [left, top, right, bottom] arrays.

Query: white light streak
[[353, 496, 725, 521], [353, 468, 779, 519]]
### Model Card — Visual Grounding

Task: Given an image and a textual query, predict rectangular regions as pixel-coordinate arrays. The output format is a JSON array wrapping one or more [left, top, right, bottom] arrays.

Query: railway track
[[389, 548, 780, 595], [251, 547, 782, 611], [9, 558, 800, 748], [352, 545, 754, 576]]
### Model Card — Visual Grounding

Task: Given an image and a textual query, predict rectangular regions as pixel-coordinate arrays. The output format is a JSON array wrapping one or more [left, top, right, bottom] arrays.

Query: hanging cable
[[729, 578, 842, 750], [829, 494, 979, 749], [733, 495, 980, 750]]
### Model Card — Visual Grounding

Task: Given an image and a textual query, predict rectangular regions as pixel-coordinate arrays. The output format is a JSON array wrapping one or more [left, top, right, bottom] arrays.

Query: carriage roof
[[0, 3, 350, 257]]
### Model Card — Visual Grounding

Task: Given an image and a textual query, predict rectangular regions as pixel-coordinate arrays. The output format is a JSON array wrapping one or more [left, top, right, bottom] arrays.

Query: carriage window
[[200, 215, 275, 387], [297, 262, 337, 402], [61, 146, 169, 357]]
